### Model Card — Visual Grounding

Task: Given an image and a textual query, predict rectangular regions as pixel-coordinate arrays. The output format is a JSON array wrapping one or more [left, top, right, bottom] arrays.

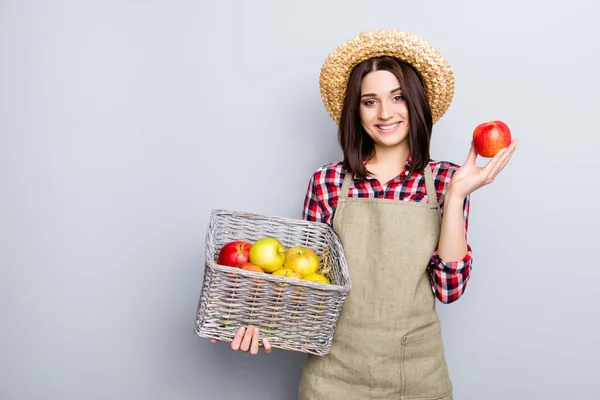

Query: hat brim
[[319, 30, 455, 125]]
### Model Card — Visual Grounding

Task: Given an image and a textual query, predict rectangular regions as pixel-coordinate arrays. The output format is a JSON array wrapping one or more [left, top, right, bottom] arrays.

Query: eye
[[363, 99, 376, 106], [393, 94, 405, 102]]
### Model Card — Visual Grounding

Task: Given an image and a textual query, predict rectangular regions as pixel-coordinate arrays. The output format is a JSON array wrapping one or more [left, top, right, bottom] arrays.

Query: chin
[[375, 137, 408, 148], [374, 133, 409, 146]]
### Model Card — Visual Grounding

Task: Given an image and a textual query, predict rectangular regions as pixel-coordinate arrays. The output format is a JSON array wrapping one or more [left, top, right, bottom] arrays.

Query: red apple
[[218, 241, 252, 267], [237, 262, 265, 273], [473, 120, 512, 158]]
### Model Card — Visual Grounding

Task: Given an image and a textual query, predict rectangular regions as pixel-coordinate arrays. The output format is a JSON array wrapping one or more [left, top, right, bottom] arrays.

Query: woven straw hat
[[319, 29, 455, 125]]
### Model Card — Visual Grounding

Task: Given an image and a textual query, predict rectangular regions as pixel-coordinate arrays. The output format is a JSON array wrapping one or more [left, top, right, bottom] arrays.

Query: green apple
[[284, 247, 319, 277], [248, 237, 286, 273], [272, 267, 303, 279]]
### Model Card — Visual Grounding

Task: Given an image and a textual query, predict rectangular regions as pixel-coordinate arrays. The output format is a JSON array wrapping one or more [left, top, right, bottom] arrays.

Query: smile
[[375, 122, 401, 132]]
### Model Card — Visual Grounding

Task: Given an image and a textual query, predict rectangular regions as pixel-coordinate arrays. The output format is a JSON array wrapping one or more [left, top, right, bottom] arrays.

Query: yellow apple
[[283, 247, 319, 277], [272, 267, 302, 279], [248, 237, 286, 273], [303, 273, 330, 284]]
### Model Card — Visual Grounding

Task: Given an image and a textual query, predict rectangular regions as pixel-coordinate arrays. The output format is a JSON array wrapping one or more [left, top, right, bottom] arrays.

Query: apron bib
[[298, 163, 453, 399]]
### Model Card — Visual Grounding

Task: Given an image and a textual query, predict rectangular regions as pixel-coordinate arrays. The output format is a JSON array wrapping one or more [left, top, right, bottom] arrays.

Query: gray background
[[1, 1, 598, 399]]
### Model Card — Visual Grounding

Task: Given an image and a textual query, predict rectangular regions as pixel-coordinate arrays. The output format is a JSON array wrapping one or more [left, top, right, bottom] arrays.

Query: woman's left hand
[[447, 138, 519, 199]]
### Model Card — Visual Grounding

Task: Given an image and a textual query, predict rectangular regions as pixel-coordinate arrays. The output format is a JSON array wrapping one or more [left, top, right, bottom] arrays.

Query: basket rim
[[204, 259, 352, 292], [208, 208, 334, 230], [205, 207, 352, 292]]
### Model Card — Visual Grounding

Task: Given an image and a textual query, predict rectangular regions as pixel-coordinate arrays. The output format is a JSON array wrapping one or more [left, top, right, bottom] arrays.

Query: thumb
[[465, 141, 478, 166]]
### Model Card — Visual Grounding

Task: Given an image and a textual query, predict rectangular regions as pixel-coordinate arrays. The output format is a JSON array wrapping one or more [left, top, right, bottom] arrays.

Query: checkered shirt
[[302, 157, 472, 304]]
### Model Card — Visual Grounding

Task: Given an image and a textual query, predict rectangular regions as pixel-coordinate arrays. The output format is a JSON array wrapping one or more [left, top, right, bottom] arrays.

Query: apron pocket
[[401, 321, 452, 399]]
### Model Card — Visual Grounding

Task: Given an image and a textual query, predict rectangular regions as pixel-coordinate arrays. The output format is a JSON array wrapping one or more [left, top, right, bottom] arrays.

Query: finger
[[465, 141, 478, 166], [482, 147, 508, 175], [240, 325, 254, 352], [499, 144, 517, 166], [210, 339, 219, 343], [485, 144, 515, 181], [488, 146, 516, 180], [262, 337, 272, 354], [250, 326, 260, 355], [472, 147, 507, 187], [494, 139, 517, 160], [230, 327, 245, 351], [492, 137, 518, 161]]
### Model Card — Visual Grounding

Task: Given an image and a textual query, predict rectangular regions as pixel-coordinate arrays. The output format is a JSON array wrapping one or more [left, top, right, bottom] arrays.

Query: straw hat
[[319, 29, 455, 125]]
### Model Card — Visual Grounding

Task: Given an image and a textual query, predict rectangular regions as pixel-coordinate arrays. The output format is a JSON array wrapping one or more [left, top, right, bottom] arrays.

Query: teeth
[[378, 123, 399, 130]]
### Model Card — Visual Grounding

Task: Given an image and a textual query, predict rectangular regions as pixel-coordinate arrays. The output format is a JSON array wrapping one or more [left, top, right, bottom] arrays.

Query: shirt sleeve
[[302, 173, 323, 223], [428, 193, 473, 304]]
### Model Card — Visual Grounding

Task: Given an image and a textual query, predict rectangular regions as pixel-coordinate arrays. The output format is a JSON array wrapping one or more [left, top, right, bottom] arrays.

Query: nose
[[378, 102, 393, 120]]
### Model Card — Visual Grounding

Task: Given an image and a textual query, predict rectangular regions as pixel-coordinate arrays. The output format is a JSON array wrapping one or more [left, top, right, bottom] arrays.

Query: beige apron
[[298, 163, 453, 399]]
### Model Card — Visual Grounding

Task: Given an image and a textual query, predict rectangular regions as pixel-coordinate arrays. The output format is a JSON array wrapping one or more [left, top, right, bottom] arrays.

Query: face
[[359, 70, 410, 150]]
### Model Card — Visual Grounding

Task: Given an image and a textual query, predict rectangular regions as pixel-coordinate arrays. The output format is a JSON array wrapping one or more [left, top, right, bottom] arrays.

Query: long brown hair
[[338, 56, 433, 178]]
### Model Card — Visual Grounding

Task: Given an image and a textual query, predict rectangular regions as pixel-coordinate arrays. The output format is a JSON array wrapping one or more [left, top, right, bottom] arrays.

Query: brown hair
[[338, 56, 433, 178]]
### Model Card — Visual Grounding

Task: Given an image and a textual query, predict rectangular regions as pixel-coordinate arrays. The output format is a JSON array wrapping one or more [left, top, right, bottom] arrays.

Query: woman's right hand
[[210, 325, 272, 355]]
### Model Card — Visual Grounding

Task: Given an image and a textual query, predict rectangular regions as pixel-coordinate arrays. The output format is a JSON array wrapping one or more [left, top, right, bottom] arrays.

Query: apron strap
[[340, 170, 353, 200], [423, 162, 439, 206]]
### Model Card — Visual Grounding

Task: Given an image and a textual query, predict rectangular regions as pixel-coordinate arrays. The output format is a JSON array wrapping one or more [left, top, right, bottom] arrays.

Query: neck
[[368, 143, 410, 172]]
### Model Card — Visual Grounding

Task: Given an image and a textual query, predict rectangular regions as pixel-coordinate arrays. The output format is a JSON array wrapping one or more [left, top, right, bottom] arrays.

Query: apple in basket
[[218, 241, 252, 267], [473, 120, 511, 158], [303, 273, 330, 284], [272, 267, 302, 279], [236, 262, 265, 273], [284, 247, 319, 277], [248, 237, 286, 273]]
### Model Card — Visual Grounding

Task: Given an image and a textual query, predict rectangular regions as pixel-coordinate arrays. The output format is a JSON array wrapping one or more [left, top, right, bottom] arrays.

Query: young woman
[[219, 30, 517, 399]]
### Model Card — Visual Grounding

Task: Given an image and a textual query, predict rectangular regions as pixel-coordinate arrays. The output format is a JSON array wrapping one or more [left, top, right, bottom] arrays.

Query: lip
[[375, 122, 401, 133]]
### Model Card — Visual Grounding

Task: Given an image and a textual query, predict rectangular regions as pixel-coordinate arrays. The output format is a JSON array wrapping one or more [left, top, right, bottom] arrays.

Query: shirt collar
[[358, 154, 413, 181]]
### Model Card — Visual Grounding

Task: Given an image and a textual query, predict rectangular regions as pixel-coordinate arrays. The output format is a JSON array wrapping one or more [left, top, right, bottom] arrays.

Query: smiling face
[[337, 56, 433, 179], [359, 70, 410, 152]]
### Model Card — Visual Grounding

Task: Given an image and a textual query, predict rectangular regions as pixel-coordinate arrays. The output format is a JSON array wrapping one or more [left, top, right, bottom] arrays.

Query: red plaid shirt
[[302, 157, 472, 304]]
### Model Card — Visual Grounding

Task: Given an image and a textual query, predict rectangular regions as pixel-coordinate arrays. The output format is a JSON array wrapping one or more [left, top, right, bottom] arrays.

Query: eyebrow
[[360, 87, 402, 99]]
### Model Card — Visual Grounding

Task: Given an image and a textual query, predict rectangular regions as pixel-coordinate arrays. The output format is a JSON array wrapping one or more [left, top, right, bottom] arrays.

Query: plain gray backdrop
[[1, 1, 599, 399]]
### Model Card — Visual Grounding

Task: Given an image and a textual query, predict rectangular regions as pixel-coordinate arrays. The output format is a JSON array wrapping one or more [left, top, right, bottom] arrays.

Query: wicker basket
[[194, 208, 352, 356]]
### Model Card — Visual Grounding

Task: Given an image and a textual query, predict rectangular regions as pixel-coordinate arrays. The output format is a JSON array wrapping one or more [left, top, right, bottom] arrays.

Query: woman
[[220, 30, 517, 399]]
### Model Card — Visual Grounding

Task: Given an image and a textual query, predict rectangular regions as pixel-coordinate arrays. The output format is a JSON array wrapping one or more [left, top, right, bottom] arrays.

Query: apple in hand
[[283, 247, 319, 277], [473, 120, 511, 158], [248, 237, 286, 273], [218, 241, 252, 267]]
